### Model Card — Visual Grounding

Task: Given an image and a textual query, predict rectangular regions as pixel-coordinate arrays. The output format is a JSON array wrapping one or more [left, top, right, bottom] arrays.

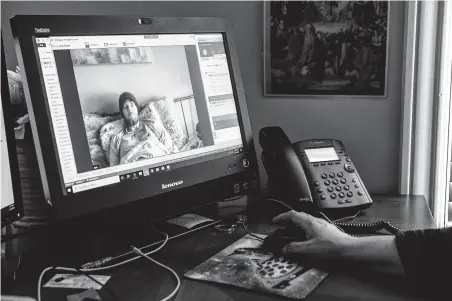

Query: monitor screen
[[10, 16, 258, 222], [35, 33, 243, 195]]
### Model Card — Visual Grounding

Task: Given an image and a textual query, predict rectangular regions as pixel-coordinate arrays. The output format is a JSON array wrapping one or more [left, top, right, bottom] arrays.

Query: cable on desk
[[80, 220, 221, 271], [37, 225, 172, 301], [333, 211, 362, 223], [131, 246, 180, 301], [241, 217, 264, 241]]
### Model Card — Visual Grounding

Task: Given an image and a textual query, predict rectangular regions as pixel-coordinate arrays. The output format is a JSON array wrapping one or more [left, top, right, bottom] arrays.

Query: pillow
[[152, 96, 188, 150], [83, 113, 121, 168]]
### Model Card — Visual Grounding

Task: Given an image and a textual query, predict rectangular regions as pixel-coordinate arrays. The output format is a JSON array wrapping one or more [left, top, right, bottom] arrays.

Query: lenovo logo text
[[162, 181, 184, 190]]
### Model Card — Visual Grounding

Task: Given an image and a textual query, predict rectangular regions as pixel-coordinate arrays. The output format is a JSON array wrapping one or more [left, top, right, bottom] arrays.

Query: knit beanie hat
[[118, 92, 139, 117]]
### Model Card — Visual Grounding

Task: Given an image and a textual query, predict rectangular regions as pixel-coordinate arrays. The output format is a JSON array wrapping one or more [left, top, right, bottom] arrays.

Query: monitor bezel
[[1, 33, 24, 227], [9, 15, 258, 222]]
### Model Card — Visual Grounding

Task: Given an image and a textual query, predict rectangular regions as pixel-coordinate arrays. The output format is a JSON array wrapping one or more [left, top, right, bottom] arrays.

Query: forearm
[[339, 235, 402, 267]]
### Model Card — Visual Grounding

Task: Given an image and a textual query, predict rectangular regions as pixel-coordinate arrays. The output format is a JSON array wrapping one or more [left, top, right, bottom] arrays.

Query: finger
[[272, 210, 313, 228], [282, 241, 314, 256]]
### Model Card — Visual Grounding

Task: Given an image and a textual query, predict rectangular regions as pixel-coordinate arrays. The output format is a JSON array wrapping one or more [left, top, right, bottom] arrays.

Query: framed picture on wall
[[264, 1, 389, 97]]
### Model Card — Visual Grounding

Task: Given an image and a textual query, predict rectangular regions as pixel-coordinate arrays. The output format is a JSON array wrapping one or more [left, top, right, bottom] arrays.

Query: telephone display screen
[[305, 147, 339, 163]]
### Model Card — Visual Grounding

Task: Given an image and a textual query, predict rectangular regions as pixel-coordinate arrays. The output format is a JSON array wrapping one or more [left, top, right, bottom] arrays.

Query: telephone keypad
[[307, 156, 369, 208]]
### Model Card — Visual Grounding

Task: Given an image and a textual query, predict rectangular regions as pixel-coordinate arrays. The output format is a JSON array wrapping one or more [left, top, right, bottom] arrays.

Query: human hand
[[272, 210, 355, 260]]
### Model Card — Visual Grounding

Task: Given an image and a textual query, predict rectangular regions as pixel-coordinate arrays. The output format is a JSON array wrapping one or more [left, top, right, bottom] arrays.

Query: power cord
[[131, 247, 181, 301], [37, 224, 177, 301]]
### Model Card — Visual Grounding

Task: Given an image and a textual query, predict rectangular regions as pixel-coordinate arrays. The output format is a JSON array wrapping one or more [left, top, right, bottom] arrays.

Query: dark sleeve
[[395, 227, 452, 298]]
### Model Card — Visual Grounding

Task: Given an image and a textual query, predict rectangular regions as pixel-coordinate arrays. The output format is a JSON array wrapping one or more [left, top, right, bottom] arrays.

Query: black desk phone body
[[259, 126, 373, 213]]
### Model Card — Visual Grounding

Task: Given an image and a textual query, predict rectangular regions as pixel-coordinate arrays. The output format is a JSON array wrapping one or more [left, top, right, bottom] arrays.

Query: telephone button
[[345, 199, 352, 203], [314, 181, 320, 186], [346, 157, 351, 162], [344, 163, 355, 173], [352, 178, 357, 183], [313, 163, 319, 167], [320, 194, 326, 200], [354, 184, 360, 188], [321, 173, 327, 179], [328, 162, 333, 165], [347, 191, 353, 197], [327, 187, 334, 192], [321, 163, 326, 166], [337, 172, 344, 177], [316, 188, 323, 193], [344, 185, 350, 191], [339, 192, 345, 198], [332, 179, 339, 185], [324, 180, 331, 186], [330, 193, 337, 199], [335, 186, 341, 191], [357, 191, 364, 196], [340, 178, 347, 184], [329, 173, 335, 178], [338, 200, 344, 204]]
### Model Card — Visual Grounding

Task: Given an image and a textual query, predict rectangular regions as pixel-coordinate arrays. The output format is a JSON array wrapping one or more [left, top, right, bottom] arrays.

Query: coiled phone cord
[[335, 220, 402, 235], [263, 198, 402, 236]]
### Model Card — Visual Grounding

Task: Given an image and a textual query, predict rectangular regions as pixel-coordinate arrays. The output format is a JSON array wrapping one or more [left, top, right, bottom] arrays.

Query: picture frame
[[264, 1, 390, 97]]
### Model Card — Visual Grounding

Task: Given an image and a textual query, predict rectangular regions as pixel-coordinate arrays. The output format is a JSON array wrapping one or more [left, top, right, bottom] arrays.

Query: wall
[[72, 46, 193, 114], [1, 1, 406, 194]]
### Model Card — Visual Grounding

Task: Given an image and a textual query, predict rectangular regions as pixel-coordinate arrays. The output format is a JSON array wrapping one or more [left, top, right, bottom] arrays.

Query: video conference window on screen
[[35, 33, 243, 195]]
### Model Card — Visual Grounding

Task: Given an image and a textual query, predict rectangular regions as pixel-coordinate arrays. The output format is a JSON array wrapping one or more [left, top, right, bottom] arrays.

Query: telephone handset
[[259, 127, 400, 235]]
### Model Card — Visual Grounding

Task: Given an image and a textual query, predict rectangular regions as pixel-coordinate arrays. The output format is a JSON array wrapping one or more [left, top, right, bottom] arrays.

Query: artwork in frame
[[264, 1, 389, 97]]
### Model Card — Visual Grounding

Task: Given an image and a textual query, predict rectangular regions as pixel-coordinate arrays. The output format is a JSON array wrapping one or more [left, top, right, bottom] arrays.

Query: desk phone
[[260, 126, 373, 213]]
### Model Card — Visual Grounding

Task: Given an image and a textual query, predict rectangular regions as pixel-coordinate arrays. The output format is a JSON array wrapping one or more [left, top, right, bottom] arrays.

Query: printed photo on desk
[[185, 234, 328, 299], [69, 45, 210, 170], [264, 1, 389, 97]]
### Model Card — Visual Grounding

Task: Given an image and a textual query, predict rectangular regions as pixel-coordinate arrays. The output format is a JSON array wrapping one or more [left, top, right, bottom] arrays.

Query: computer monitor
[[9, 16, 259, 222], [1, 35, 24, 227]]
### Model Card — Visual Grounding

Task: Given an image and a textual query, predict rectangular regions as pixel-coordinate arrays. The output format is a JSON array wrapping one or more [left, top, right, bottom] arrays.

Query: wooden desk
[[2, 194, 435, 301]]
